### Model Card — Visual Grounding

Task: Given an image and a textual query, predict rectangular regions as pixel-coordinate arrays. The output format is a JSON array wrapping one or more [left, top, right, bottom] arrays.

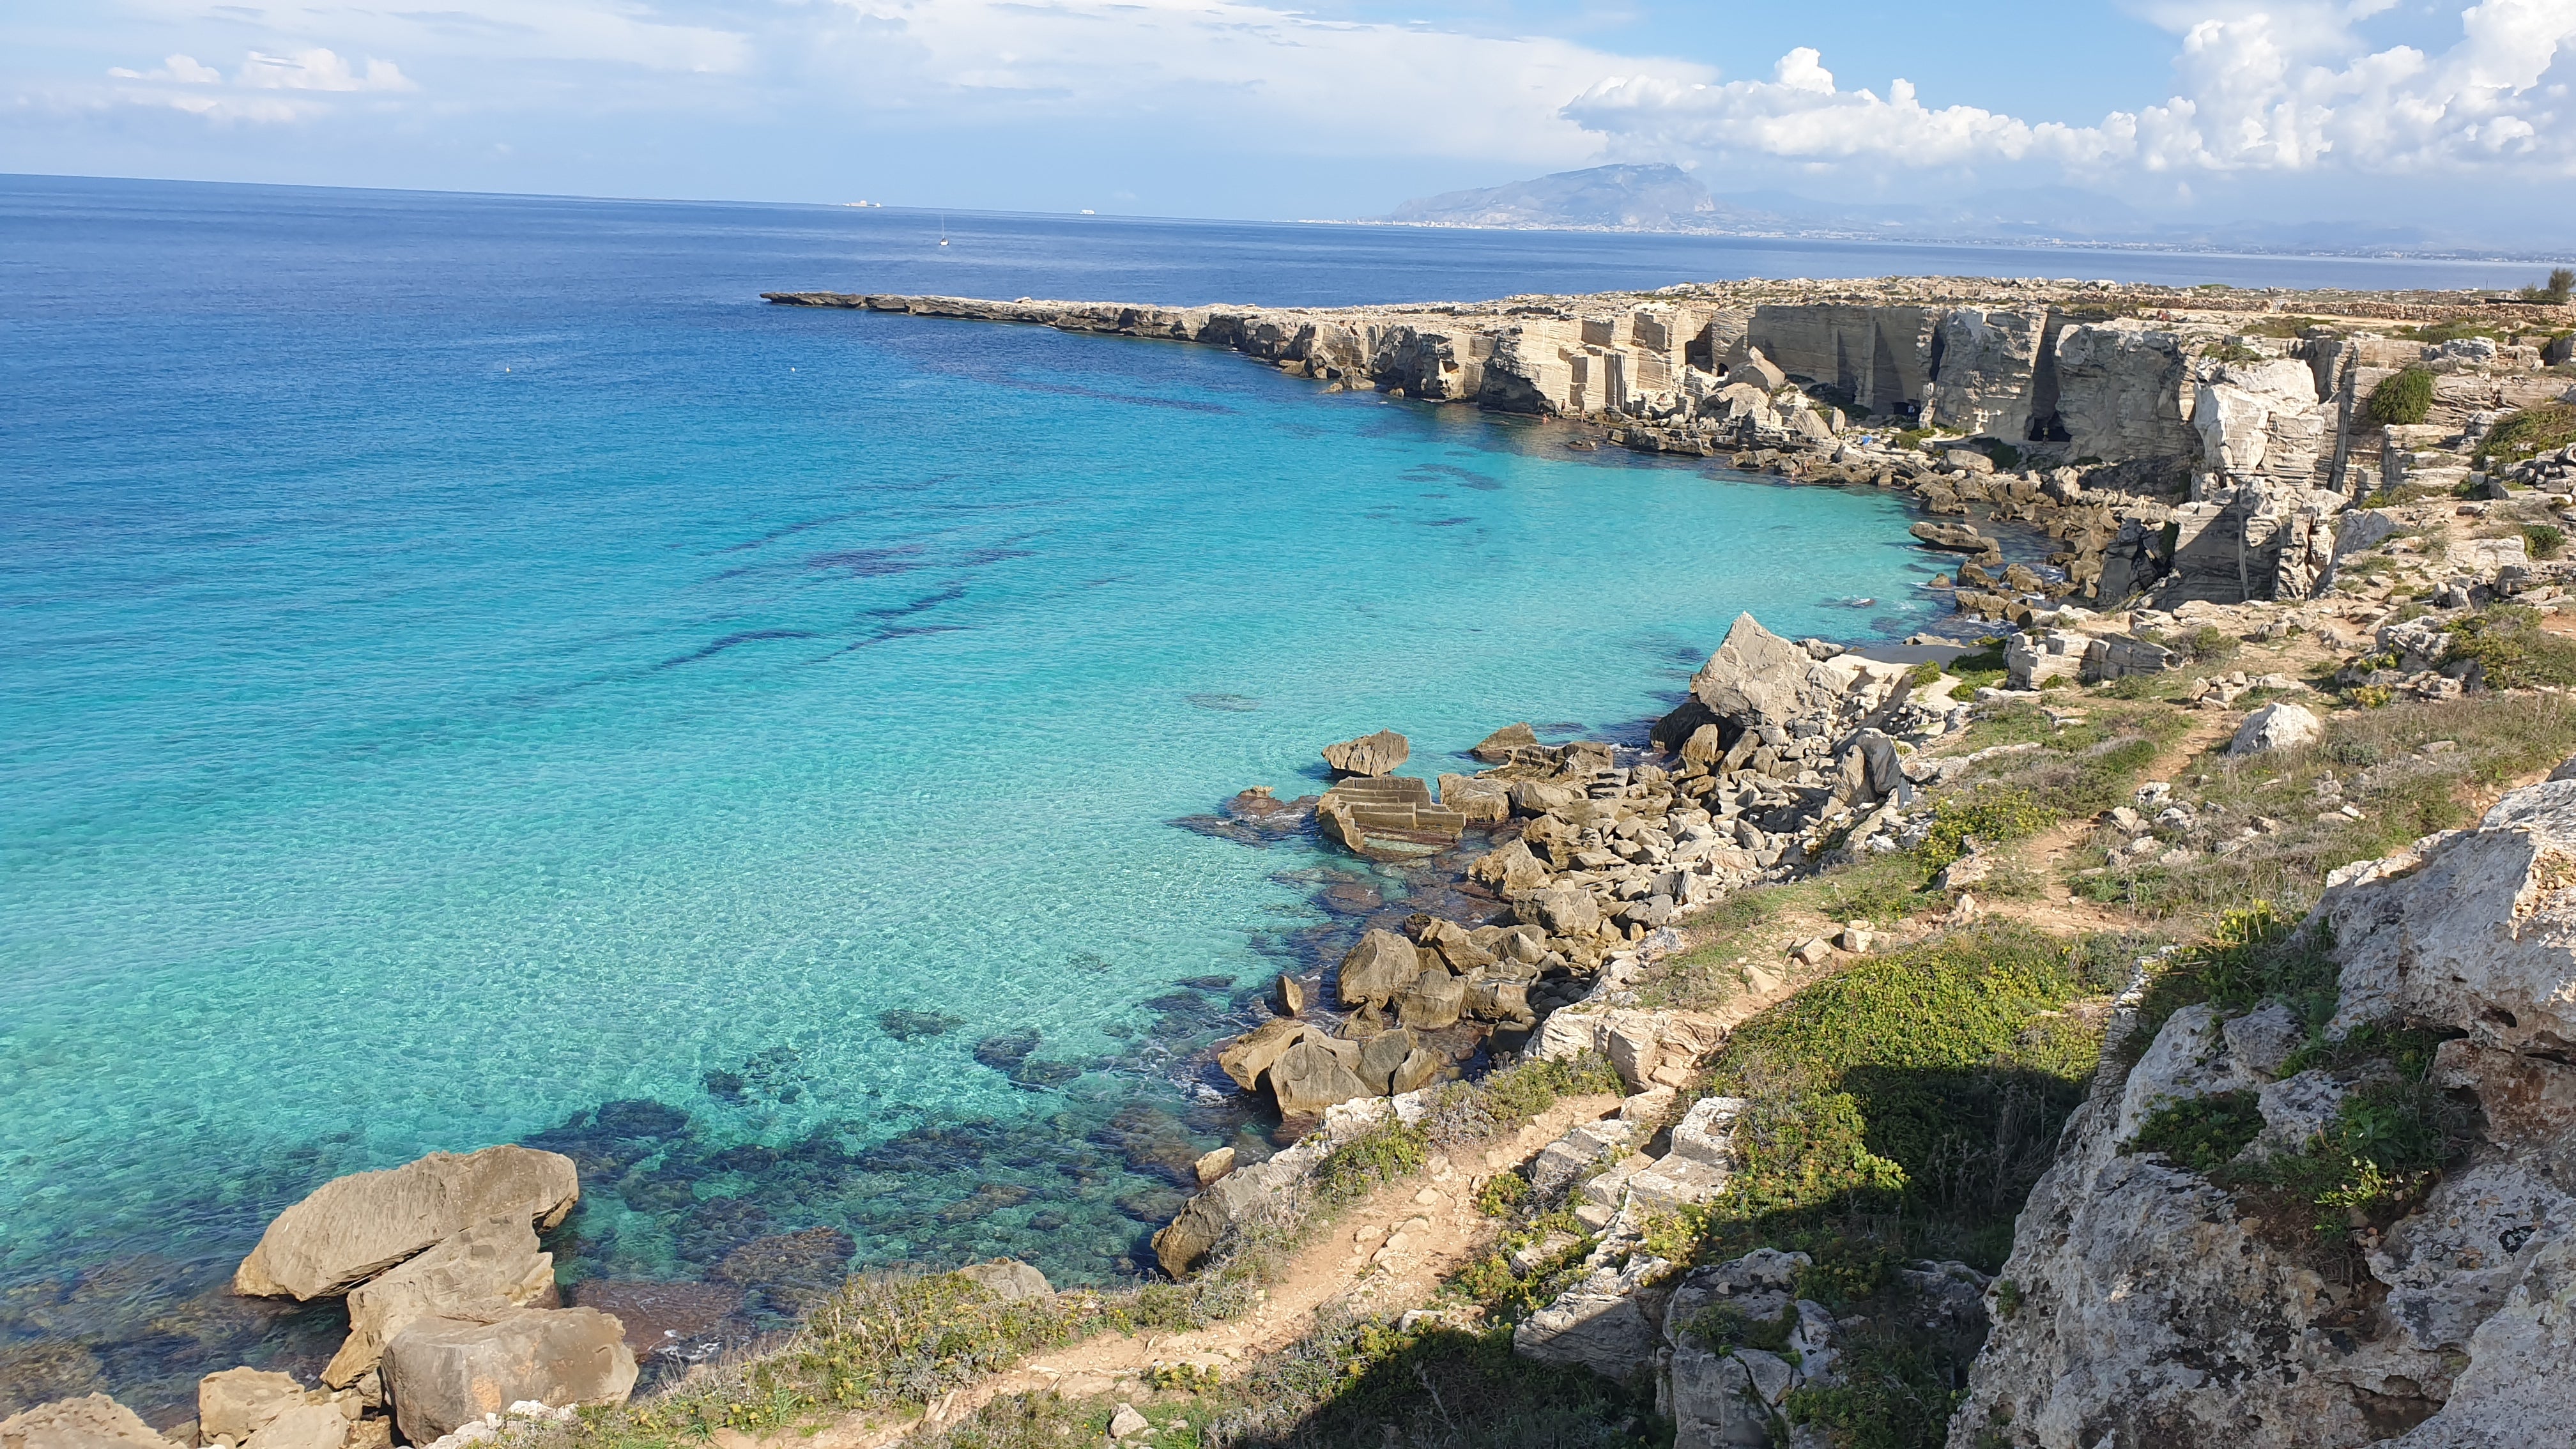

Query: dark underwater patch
[[656, 629, 816, 670]]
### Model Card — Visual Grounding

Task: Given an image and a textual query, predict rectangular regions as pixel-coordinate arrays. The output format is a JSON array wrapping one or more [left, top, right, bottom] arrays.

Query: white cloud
[[827, 0, 1712, 159], [122, 1, 753, 75], [107, 54, 223, 84], [1565, 0, 2576, 178], [238, 48, 416, 92]]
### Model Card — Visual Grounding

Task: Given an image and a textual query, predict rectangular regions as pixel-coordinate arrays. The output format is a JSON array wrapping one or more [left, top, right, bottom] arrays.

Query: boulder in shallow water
[[233, 1147, 579, 1301], [955, 1259, 1052, 1302], [1, 1396, 180, 1449], [1334, 930, 1422, 1009], [1471, 723, 1539, 763], [1267, 1038, 1373, 1116], [1215, 1018, 1312, 1092], [380, 1308, 635, 1445], [1321, 730, 1409, 778], [323, 1216, 555, 1388]]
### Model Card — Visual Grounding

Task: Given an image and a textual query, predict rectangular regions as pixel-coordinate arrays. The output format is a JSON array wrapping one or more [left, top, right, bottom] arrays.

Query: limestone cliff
[[1950, 781, 2576, 1448], [765, 280, 2576, 611]]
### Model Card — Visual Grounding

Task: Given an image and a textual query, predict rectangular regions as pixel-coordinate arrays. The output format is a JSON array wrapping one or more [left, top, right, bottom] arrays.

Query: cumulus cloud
[[107, 54, 223, 84], [827, 0, 1712, 160], [96, 44, 415, 123], [238, 49, 416, 92], [1565, 0, 2576, 178]]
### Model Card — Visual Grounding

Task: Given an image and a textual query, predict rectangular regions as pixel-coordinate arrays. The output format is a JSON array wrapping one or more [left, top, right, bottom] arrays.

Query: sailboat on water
[[937, 213, 949, 247]]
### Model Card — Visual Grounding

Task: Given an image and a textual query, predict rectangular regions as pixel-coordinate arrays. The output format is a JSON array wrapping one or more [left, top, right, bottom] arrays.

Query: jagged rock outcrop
[[1683, 615, 1912, 753], [233, 1147, 579, 1301], [1321, 730, 1409, 778], [1952, 778, 2576, 1448]]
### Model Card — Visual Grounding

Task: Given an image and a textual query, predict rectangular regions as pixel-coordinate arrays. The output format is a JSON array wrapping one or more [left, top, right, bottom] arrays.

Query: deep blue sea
[[0, 173, 2540, 1418]]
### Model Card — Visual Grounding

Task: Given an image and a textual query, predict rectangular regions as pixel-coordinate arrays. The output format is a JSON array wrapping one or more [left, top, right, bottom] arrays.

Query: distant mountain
[[1380, 168, 2477, 254], [1386, 164, 1778, 233]]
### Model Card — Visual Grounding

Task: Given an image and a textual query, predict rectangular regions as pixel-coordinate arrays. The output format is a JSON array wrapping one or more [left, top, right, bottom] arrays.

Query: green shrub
[[1685, 1300, 1797, 1355], [2517, 267, 2573, 304], [2445, 605, 2576, 689], [1314, 1121, 1429, 1204], [2522, 523, 2566, 560], [2186, 625, 2241, 664], [1659, 925, 2107, 1271], [2238, 1076, 2476, 1239], [2202, 339, 2262, 364], [1918, 790, 2059, 873], [2476, 402, 2576, 468], [2124, 903, 2333, 1055], [2367, 367, 2434, 427], [2126, 1091, 2264, 1173]]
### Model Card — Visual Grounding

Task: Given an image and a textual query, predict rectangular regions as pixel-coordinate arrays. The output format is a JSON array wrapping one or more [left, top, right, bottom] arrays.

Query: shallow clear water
[[0, 176, 2530, 1415]]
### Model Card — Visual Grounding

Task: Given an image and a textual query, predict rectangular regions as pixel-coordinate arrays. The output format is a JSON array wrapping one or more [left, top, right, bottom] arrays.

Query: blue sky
[[3, 1, 2570, 238]]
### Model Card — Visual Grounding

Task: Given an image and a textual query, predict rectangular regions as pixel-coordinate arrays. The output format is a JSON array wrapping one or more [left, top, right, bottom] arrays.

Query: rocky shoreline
[[12, 274, 2576, 1449]]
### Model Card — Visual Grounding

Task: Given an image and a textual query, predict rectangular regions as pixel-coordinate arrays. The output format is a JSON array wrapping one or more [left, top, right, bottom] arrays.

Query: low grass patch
[[2443, 605, 2576, 689], [2475, 401, 2576, 468], [907, 1312, 1659, 1449], [2074, 689, 2576, 919], [1646, 924, 2109, 1275]]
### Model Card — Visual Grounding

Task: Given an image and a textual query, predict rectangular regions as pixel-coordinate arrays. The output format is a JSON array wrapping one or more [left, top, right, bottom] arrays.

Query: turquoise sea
[[0, 174, 2540, 1417]]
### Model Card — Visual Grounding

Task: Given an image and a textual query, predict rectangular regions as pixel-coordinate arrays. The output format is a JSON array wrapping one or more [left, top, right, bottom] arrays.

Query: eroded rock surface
[[233, 1147, 579, 1301], [1951, 777, 2576, 1447]]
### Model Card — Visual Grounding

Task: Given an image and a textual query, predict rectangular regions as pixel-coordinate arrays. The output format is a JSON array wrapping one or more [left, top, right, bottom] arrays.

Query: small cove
[[6, 176, 2508, 1419]]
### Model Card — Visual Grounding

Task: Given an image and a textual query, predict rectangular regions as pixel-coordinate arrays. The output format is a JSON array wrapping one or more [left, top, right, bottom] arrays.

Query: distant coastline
[[1296, 216, 2576, 267]]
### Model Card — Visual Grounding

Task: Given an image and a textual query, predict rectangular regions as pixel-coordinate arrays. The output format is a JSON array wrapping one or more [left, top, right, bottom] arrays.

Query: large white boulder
[[2229, 701, 2323, 757]]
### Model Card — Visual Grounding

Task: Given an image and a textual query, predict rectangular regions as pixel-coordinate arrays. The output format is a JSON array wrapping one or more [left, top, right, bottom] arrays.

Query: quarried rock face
[[2052, 323, 2198, 466], [1952, 777, 2576, 1448], [379, 1308, 636, 1445], [1921, 309, 2045, 441], [232, 1147, 579, 1301]]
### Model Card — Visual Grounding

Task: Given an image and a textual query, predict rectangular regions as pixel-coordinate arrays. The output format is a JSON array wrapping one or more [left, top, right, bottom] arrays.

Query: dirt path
[[767, 1093, 1626, 1449], [1999, 709, 2241, 935]]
